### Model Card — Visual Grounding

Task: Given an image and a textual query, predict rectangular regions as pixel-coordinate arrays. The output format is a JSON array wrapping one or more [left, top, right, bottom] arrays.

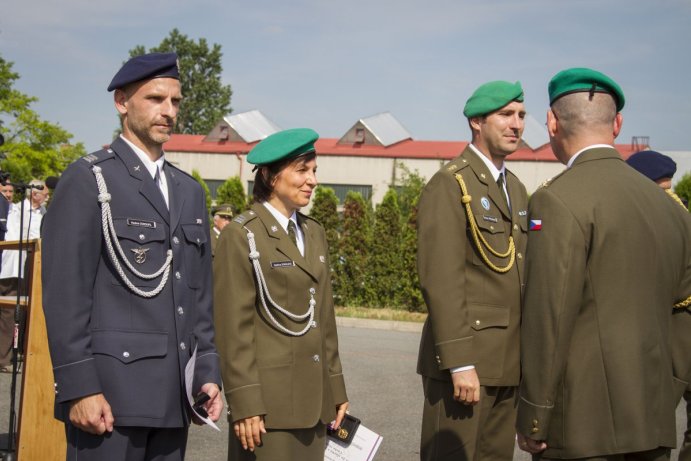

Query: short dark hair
[[252, 151, 316, 203]]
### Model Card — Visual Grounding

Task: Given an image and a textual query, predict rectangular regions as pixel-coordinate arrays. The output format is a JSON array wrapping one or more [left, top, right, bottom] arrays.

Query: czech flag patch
[[529, 219, 542, 231]]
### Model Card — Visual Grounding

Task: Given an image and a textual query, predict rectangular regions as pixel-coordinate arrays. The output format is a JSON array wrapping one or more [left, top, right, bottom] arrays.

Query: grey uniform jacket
[[213, 203, 348, 429], [518, 147, 691, 458], [417, 147, 529, 387], [42, 137, 221, 427]]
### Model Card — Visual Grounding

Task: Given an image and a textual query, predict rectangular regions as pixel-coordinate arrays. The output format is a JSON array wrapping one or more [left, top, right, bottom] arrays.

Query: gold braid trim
[[454, 173, 515, 273], [666, 190, 691, 309], [666, 189, 686, 209]]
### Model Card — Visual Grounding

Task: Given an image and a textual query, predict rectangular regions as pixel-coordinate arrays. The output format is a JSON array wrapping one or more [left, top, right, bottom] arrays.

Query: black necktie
[[287, 220, 298, 247]]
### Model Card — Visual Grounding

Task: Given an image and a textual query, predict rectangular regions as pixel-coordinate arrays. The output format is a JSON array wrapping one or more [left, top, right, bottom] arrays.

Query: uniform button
[[517, 253, 523, 259], [180, 342, 186, 351], [175, 271, 181, 280], [531, 427, 539, 434], [311, 321, 317, 328], [312, 354, 320, 362], [513, 224, 519, 231], [123, 351, 130, 358], [533, 419, 538, 425], [309, 287, 316, 295], [173, 236, 180, 244], [196, 238, 201, 243], [489, 225, 495, 231], [177, 306, 184, 315], [475, 320, 481, 326], [139, 234, 145, 240]]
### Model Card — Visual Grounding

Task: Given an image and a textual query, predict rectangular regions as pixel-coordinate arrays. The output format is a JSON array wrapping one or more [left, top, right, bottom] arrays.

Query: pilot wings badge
[[131, 247, 150, 264]]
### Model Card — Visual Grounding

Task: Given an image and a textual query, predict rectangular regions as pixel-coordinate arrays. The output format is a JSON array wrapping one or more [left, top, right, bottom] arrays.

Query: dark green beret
[[463, 81, 524, 118], [247, 128, 319, 166], [212, 204, 233, 218], [548, 67, 625, 111], [107, 52, 179, 92]]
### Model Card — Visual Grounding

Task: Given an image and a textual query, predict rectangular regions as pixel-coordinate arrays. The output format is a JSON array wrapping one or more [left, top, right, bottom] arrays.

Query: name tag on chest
[[271, 260, 295, 268]]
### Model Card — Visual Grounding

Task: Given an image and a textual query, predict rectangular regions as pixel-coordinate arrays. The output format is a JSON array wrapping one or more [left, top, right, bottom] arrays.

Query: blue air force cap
[[107, 52, 180, 92], [626, 150, 677, 182]]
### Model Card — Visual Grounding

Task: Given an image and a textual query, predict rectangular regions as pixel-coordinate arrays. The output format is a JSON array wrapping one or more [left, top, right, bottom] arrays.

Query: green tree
[[191, 169, 212, 214], [368, 188, 404, 308], [396, 162, 426, 223], [674, 172, 691, 211], [0, 55, 85, 184], [309, 187, 341, 297], [130, 28, 232, 134], [215, 176, 247, 214], [337, 191, 373, 306]]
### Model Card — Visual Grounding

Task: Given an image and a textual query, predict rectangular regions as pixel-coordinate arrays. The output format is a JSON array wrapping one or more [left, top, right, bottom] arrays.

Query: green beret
[[463, 81, 524, 118], [548, 67, 625, 111], [212, 204, 233, 218], [247, 128, 319, 166]]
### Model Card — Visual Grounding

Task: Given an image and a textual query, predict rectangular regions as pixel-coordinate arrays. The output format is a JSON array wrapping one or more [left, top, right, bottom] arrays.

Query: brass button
[[533, 419, 538, 425], [513, 224, 519, 231], [531, 427, 539, 434], [312, 354, 320, 362], [517, 253, 523, 259], [475, 320, 481, 326], [489, 225, 495, 231]]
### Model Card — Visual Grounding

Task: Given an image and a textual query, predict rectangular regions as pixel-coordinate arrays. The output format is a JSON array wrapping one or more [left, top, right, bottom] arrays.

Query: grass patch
[[335, 306, 427, 323]]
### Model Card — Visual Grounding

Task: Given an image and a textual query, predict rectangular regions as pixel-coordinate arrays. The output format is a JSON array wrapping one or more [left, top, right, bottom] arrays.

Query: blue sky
[[2, 0, 690, 153]]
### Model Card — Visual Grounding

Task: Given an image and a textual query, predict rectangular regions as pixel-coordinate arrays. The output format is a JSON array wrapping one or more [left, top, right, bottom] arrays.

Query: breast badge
[[481, 197, 491, 211], [131, 247, 150, 264]]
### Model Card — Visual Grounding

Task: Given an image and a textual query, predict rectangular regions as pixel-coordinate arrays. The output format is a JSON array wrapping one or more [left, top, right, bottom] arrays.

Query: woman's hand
[[332, 401, 350, 429], [233, 415, 266, 451]]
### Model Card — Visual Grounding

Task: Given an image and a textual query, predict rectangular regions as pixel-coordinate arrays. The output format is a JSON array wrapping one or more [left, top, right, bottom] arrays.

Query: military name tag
[[271, 260, 295, 268], [482, 215, 498, 223], [127, 218, 156, 228]]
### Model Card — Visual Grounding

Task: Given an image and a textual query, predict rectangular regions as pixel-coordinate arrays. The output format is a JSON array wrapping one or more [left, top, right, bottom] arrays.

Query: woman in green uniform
[[213, 128, 349, 460]]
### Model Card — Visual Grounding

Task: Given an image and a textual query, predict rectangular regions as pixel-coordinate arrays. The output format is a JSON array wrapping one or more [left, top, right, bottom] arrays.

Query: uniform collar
[[469, 143, 505, 181], [567, 144, 613, 168], [119, 135, 166, 178]]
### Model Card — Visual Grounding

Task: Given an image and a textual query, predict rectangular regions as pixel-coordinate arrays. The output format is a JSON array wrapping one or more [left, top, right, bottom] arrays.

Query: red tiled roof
[[163, 134, 639, 163]]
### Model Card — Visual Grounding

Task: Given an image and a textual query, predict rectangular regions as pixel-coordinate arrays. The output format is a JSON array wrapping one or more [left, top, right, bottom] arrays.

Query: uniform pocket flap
[[113, 218, 165, 243], [91, 329, 168, 364], [182, 224, 207, 247], [474, 215, 505, 234], [469, 304, 509, 331]]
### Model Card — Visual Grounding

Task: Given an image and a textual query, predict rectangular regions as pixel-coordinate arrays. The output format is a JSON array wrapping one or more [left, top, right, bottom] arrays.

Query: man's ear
[[114, 89, 128, 116], [546, 109, 558, 138], [612, 112, 623, 139]]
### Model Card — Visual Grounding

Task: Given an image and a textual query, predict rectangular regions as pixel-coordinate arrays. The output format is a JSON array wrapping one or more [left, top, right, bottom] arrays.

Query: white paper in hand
[[184, 345, 220, 431]]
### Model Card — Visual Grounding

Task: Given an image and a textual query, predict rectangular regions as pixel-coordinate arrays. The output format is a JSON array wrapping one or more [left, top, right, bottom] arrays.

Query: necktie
[[497, 173, 510, 211], [287, 220, 298, 247], [154, 165, 169, 209]]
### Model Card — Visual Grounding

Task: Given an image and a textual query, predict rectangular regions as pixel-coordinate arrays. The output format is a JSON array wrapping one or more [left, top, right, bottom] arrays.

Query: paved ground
[[1, 319, 687, 460]]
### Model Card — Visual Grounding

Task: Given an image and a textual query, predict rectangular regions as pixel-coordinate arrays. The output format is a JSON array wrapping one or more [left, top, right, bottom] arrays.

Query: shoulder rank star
[[131, 247, 150, 264]]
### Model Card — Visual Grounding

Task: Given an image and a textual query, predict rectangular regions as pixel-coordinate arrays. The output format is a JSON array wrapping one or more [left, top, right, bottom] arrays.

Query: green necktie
[[497, 173, 510, 211], [287, 220, 298, 247]]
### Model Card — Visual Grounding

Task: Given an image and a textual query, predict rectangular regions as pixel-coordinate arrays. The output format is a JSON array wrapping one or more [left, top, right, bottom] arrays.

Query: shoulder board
[[444, 157, 470, 175], [538, 169, 567, 189], [232, 209, 258, 226], [81, 148, 115, 165]]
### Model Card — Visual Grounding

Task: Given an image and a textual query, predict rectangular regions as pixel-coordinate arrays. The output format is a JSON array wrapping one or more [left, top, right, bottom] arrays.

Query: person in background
[[0, 177, 11, 373], [210, 204, 233, 257], [214, 128, 349, 461]]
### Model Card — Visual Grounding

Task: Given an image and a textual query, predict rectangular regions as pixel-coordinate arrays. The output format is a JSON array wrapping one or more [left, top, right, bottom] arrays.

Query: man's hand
[[233, 415, 266, 451], [331, 401, 350, 429], [517, 432, 547, 454], [69, 393, 114, 435], [451, 368, 480, 405], [193, 383, 223, 423]]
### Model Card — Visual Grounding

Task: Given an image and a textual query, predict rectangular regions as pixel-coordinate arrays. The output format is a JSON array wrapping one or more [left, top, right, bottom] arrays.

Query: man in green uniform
[[517, 68, 691, 460], [417, 80, 529, 460], [210, 204, 233, 257]]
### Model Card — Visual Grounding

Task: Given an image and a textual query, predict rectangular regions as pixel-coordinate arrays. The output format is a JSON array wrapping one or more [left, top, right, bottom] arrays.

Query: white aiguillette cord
[[244, 226, 315, 336], [92, 165, 173, 298]]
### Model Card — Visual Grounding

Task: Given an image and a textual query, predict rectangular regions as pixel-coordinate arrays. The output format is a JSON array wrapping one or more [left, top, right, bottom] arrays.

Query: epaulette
[[232, 209, 259, 226], [81, 147, 115, 165], [443, 156, 470, 175], [538, 169, 567, 189]]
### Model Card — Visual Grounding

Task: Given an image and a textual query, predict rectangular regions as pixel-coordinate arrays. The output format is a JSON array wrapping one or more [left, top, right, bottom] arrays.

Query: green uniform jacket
[[213, 203, 347, 429], [518, 147, 691, 458], [417, 147, 529, 386]]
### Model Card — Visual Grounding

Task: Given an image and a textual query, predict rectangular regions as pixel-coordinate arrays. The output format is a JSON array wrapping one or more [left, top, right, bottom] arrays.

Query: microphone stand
[[3, 181, 42, 461]]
